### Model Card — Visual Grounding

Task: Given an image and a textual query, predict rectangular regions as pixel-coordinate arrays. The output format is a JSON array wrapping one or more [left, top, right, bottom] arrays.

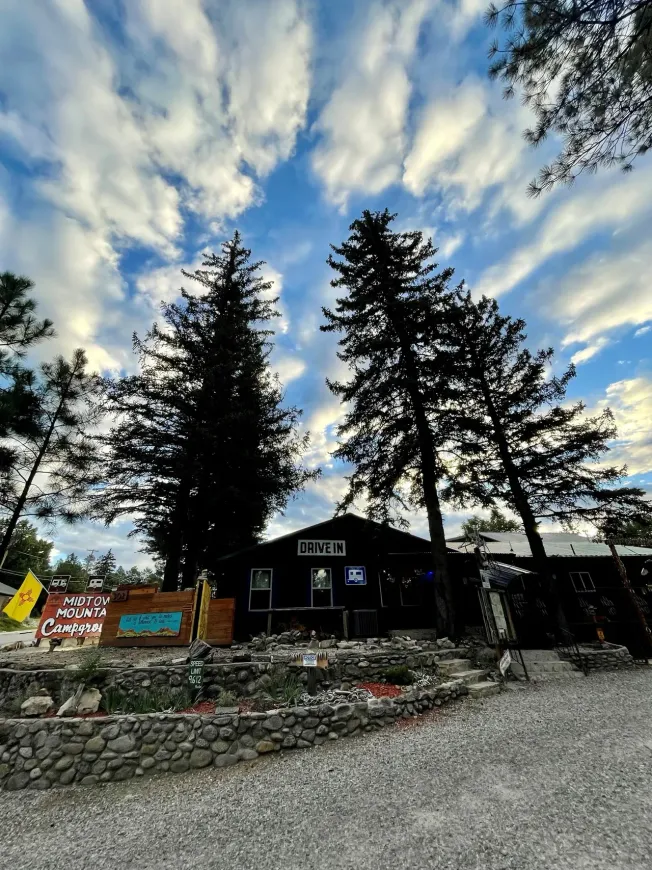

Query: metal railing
[[552, 627, 589, 676]]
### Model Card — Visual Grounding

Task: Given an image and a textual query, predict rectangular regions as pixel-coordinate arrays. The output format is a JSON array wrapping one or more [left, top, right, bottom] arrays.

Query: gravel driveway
[[2, 670, 652, 870]]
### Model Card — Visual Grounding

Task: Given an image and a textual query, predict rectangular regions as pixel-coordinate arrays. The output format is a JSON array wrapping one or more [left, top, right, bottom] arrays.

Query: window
[[311, 568, 333, 607], [570, 571, 595, 593], [249, 569, 272, 610], [399, 571, 421, 607]]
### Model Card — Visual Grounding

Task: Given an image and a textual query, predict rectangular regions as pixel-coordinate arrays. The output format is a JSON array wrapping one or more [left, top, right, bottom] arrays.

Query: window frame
[[399, 573, 421, 607], [310, 567, 333, 607], [569, 571, 595, 593], [249, 568, 273, 611]]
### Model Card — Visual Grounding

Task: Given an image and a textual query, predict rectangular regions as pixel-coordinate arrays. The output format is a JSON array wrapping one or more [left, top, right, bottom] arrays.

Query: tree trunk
[[161, 478, 191, 592], [0, 364, 78, 568], [399, 342, 455, 637], [478, 375, 568, 633]]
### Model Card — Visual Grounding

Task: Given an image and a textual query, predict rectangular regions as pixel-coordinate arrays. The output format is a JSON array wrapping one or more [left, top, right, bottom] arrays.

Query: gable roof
[[447, 538, 652, 558], [217, 512, 432, 561]]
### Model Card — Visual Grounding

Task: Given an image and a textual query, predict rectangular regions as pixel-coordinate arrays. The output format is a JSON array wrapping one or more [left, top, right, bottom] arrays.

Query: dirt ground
[[0, 642, 194, 670]]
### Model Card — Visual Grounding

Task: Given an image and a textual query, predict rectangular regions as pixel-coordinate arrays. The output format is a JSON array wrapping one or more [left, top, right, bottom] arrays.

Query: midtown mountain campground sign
[[35, 593, 111, 640], [297, 540, 346, 556]]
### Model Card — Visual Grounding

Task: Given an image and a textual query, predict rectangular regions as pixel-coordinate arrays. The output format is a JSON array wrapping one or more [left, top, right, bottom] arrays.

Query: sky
[[0, 0, 651, 569]]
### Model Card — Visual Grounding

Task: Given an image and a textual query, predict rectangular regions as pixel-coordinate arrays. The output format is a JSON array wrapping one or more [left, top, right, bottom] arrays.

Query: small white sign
[[297, 540, 346, 556], [499, 650, 512, 676], [480, 568, 491, 589], [302, 654, 317, 667], [87, 575, 105, 591]]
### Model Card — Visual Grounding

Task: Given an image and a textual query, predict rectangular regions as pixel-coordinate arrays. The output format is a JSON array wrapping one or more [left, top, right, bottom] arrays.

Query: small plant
[[383, 665, 415, 686], [214, 688, 238, 707], [75, 647, 106, 685], [262, 666, 303, 706], [100, 685, 193, 714]]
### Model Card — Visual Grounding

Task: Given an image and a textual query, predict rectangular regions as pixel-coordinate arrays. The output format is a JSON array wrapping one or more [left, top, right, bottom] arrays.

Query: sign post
[[188, 659, 205, 699]]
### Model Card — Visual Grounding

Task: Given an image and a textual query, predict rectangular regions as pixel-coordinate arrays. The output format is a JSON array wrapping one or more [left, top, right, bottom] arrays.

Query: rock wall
[[558, 643, 635, 671], [0, 679, 468, 791], [0, 649, 466, 713]]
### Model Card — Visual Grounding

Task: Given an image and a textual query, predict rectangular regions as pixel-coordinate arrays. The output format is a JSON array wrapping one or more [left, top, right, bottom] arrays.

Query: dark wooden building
[[214, 513, 470, 641], [448, 532, 652, 656]]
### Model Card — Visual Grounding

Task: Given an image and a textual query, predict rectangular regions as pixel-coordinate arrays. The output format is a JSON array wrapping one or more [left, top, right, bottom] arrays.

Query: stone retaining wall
[[0, 679, 468, 791], [0, 649, 466, 714], [558, 642, 635, 671]]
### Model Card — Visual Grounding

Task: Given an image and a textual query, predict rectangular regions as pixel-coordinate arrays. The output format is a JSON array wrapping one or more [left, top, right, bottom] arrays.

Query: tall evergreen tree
[[461, 508, 521, 539], [0, 349, 103, 566], [0, 272, 54, 471], [0, 518, 53, 579], [94, 549, 117, 579], [98, 233, 317, 590], [322, 210, 462, 636], [445, 292, 652, 619]]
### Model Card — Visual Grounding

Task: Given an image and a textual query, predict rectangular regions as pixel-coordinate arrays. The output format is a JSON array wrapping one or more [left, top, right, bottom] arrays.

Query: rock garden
[[0, 634, 483, 791]]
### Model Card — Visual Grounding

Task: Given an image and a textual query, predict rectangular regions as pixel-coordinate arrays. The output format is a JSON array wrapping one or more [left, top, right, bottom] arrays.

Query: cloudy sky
[[1, 0, 650, 568]]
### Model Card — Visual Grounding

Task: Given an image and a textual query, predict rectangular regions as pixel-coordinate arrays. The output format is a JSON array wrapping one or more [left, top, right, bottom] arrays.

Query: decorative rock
[[59, 768, 77, 785], [84, 736, 106, 754], [281, 735, 297, 748], [188, 639, 212, 660], [141, 757, 156, 769], [108, 735, 136, 753], [54, 756, 74, 771], [61, 743, 84, 756], [189, 749, 213, 768], [77, 688, 102, 715], [20, 695, 54, 717], [171, 759, 190, 773], [210, 740, 230, 754], [263, 715, 283, 731], [81, 775, 100, 785], [238, 749, 258, 761], [214, 754, 238, 768], [255, 740, 276, 754], [5, 772, 31, 790], [202, 725, 218, 742]]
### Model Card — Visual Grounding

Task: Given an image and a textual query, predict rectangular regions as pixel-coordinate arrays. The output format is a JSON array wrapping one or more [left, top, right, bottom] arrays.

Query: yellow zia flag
[[2, 570, 44, 622]]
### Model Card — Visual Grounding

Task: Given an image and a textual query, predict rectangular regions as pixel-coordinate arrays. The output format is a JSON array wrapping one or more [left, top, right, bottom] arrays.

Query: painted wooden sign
[[35, 593, 111, 640], [290, 650, 329, 668], [188, 659, 205, 692], [116, 611, 183, 639], [297, 540, 346, 556]]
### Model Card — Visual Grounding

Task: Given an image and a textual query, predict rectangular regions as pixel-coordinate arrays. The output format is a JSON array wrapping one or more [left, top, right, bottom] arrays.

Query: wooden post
[[608, 541, 652, 655], [342, 610, 349, 639], [266, 611, 272, 637]]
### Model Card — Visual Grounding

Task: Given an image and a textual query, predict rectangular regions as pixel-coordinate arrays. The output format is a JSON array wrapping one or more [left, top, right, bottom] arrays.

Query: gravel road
[[2, 670, 652, 870]]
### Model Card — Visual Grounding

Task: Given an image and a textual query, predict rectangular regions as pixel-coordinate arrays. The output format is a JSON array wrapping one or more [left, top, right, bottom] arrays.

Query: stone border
[[0, 680, 468, 791], [0, 649, 468, 715], [558, 642, 635, 671]]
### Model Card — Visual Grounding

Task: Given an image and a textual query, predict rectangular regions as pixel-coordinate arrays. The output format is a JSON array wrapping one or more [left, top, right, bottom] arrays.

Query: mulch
[[356, 681, 403, 698]]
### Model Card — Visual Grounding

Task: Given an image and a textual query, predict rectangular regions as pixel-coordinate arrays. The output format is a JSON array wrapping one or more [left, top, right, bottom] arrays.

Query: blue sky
[[0, 0, 651, 568]]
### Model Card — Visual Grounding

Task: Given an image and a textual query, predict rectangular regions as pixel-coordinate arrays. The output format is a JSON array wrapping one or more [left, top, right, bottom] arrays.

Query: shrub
[[262, 666, 303, 706], [74, 647, 106, 685], [101, 686, 193, 714], [383, 665, 414, 686], [214, 688, 237, 707]]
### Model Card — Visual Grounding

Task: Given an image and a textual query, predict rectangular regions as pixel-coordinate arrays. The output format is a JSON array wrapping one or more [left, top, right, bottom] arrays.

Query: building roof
[[0, 579, 18, 597], [446, 537, 652, 558], [217, 512, 432, 561]]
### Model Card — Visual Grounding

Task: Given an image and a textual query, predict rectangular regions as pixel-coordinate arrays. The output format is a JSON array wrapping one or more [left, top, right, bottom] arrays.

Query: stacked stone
[[561, 643, 635, 670], [1, 649, 469, 714], [0, 680, 467, 791]]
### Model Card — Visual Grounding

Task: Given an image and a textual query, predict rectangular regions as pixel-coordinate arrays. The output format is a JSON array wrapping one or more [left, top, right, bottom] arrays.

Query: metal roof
[[446, 539, 652, 558], [0, 580, 18, 597]]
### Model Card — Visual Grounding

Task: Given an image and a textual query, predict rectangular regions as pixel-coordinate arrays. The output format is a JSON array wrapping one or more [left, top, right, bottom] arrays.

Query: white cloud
[[312, 0, 434, 207], [569, 338, 610, 366], [589, 377, 652, 475], [635, 326, 651, 337], [543, 239, 652, 348], [274, 354, 306, 386], [475, 167, 652, 299], [403, 76, 545, 223]]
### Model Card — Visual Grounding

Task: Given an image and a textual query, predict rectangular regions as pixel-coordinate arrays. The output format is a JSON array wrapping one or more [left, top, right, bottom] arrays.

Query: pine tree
[[0, 519, 53, 578], [321, 210, 463, 636], [445, 292, 652, 621], [0, 272, 54, 471], [461, 508, 521, 539], [0, 349, 103, 566], [94, 549, 117, 580], [97, 232, 318, 590]]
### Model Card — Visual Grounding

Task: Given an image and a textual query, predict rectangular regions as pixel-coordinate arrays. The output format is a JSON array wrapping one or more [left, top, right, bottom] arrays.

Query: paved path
[[2, 670, 652, 870], [0, 629, 35, 648]]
